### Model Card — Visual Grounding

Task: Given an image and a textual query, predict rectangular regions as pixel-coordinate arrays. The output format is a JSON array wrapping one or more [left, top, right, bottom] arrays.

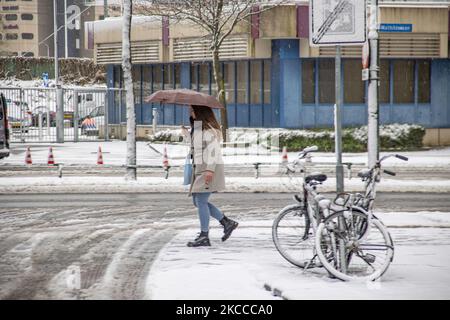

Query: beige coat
[[187, 128, 225, 195]]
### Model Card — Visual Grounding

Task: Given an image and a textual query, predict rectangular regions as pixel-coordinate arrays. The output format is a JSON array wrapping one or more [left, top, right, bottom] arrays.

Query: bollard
[[164, 166, 170, 179], [253, 162, 261, 179], [58, 164, 63, 178]]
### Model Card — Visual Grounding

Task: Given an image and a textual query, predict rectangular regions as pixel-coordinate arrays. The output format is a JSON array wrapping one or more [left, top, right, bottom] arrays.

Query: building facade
[[95, 2, 450, 130], [0, 0, 53, 57], [0, 0, 121, 58]]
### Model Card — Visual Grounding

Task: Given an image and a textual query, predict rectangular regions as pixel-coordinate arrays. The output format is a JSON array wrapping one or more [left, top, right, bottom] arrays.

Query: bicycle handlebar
[[377, 153, 408, 167], [395, 154, 408, 161], [383, 169, 396, 176]]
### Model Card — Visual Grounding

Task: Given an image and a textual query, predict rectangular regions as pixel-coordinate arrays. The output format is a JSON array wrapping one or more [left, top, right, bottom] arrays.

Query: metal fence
[[0, 87, 124, 143]]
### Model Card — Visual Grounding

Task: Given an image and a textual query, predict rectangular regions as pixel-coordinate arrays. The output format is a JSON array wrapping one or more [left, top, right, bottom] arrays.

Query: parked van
[[0, 93, 10, 159]]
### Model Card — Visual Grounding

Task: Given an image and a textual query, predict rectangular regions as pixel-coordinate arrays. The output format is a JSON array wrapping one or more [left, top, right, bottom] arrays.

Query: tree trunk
[[122, 0, 136, 180], [212, 49, 228, 142]]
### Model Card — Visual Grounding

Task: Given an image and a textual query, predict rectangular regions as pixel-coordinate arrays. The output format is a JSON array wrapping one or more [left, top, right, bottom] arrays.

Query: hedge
[[148, 123, 426, 152]]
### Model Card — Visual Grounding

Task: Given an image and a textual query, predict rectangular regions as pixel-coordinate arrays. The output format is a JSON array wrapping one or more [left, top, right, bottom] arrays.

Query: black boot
[[219, 216, 239, 242], [187, 231, 211, 247]]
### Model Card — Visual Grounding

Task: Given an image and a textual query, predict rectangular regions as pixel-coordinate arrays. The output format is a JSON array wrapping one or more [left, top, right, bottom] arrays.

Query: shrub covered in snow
[[275, 124, 425, 152], [148, 124, 425, 151], [148, 129, 184, 143]]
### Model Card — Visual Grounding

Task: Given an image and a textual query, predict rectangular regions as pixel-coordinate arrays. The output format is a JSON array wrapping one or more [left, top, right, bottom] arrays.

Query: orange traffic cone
[[162, 145, 169, 170], [97, 146, 104, 165], [281, 146, 288, 165], [47, 147, 55, 165], [25, 147, 32, 165]]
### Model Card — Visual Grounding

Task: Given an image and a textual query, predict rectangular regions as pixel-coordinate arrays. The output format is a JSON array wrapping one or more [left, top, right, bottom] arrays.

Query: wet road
[[0, 192, 449, 299]]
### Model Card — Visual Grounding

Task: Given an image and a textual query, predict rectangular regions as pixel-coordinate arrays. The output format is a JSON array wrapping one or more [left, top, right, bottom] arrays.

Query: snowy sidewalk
[[3, 141, 450, 168], [1, 175, 450, 193], [146, 213, 450, 300]]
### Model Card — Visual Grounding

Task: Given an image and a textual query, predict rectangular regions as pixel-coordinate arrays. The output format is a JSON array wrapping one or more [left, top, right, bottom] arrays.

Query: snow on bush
[[148, 128, 184, 142], [148, 124, 425, 151], [351, 124, 425, 143]]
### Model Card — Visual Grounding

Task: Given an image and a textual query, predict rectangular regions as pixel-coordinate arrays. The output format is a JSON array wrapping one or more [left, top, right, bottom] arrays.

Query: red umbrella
[[144, 89, 223, 109]]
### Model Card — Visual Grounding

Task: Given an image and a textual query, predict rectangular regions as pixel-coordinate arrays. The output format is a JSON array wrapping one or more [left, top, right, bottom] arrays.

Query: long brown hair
[[191, 105, 222, 139]]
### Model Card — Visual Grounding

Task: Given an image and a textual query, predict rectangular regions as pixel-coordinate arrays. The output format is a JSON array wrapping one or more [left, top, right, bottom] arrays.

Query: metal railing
[[0, 87, 123, 143]]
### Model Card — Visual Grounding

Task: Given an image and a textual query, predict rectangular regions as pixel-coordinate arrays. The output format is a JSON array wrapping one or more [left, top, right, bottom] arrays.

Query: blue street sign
[[380, 24, 413, 33], [42, 72, 49, 87]]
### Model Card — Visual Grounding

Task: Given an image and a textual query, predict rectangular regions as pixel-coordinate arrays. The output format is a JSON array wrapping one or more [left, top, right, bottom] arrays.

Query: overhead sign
[[379, 23, 413, 33], [309, 0, 367, 47]]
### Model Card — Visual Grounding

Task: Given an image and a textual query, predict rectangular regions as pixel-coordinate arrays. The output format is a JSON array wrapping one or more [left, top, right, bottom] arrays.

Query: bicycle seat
[[305, 173, 327, 184], [357, 169, 371, 179]]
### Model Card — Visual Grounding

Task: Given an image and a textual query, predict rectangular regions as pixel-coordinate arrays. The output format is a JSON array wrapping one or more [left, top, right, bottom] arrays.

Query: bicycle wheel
[[272, 204, 317, 268], [315, 210, 394, 281]]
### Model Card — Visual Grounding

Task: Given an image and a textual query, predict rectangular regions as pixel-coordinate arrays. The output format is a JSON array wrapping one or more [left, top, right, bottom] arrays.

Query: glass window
[[250, 60, 262, 104], [113, 65, 121, 88], [393, 60, 414, 104], [6, 33, 18, 40], [22, 52, 34, 57], [153, 64, 162, 92], [190, 64, 198, 91], [302, 60, 315, 104], [318, 59, 335, 104], [223, 62, 235, 104], [343, 59, 365, 104], [264, 60, 271, 104], [163, 64, 174, 90], [21, 14, 33, 21], [113, 66, 121, 108], [417, 60, 430, 103], [211, 64, 218, 98], [198, 63, 209, 95], [175, 64, 181, 89], [5, 14, 18, 21], [236, 61, 248, 104], [379, 60, 390, 104], [132, 65, 141, 104], [142, 66, 152, 100], [21, 33, 34, 40]]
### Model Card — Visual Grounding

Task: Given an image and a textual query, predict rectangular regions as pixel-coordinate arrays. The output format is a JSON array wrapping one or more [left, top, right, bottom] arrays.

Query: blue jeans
[[192, 192, 224, 232]]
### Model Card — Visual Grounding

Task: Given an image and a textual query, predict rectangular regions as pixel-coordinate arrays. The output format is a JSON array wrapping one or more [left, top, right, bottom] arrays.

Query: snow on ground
[[1, 175, 450, 193], [2, 141, 450, 168], [146, 218, 450, 300]]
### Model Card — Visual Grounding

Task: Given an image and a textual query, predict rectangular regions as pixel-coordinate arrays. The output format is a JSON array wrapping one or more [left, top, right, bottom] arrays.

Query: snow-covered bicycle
[[315, 154, 408, 281]]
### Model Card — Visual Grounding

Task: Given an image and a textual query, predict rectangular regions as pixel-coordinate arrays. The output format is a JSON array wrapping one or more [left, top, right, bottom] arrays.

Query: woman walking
[[182, 105, 238, 247]]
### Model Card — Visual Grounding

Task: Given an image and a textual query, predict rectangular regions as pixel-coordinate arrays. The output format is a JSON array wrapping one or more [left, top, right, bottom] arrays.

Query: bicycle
[[272, 145, 333, 269], [272, 148, 408, 281], [314, 154, 408, 281]]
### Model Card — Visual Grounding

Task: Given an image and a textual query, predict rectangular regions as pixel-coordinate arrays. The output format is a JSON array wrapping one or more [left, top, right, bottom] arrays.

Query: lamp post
[[367, 0, 379, 167], [64, 0, 68, 58], [54, 0, 64, 143]]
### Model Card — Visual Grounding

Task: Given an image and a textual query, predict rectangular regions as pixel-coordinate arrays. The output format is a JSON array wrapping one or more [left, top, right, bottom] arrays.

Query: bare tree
[[122, 0, 137, 180], [137, 0, 281, 141]]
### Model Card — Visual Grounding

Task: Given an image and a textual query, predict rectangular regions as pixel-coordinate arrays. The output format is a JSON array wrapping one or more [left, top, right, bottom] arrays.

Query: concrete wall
[[423, 128, 450, 146]]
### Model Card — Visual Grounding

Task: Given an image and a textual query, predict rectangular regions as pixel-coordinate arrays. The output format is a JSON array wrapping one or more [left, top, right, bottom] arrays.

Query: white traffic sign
[[309, 0, 367, 47]]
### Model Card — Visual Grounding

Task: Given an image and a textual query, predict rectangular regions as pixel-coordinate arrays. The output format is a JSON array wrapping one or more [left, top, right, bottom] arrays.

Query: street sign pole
[[310, 0, 366, 192], [367, 0, 379, 167], [335, 46, 344, 193]]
